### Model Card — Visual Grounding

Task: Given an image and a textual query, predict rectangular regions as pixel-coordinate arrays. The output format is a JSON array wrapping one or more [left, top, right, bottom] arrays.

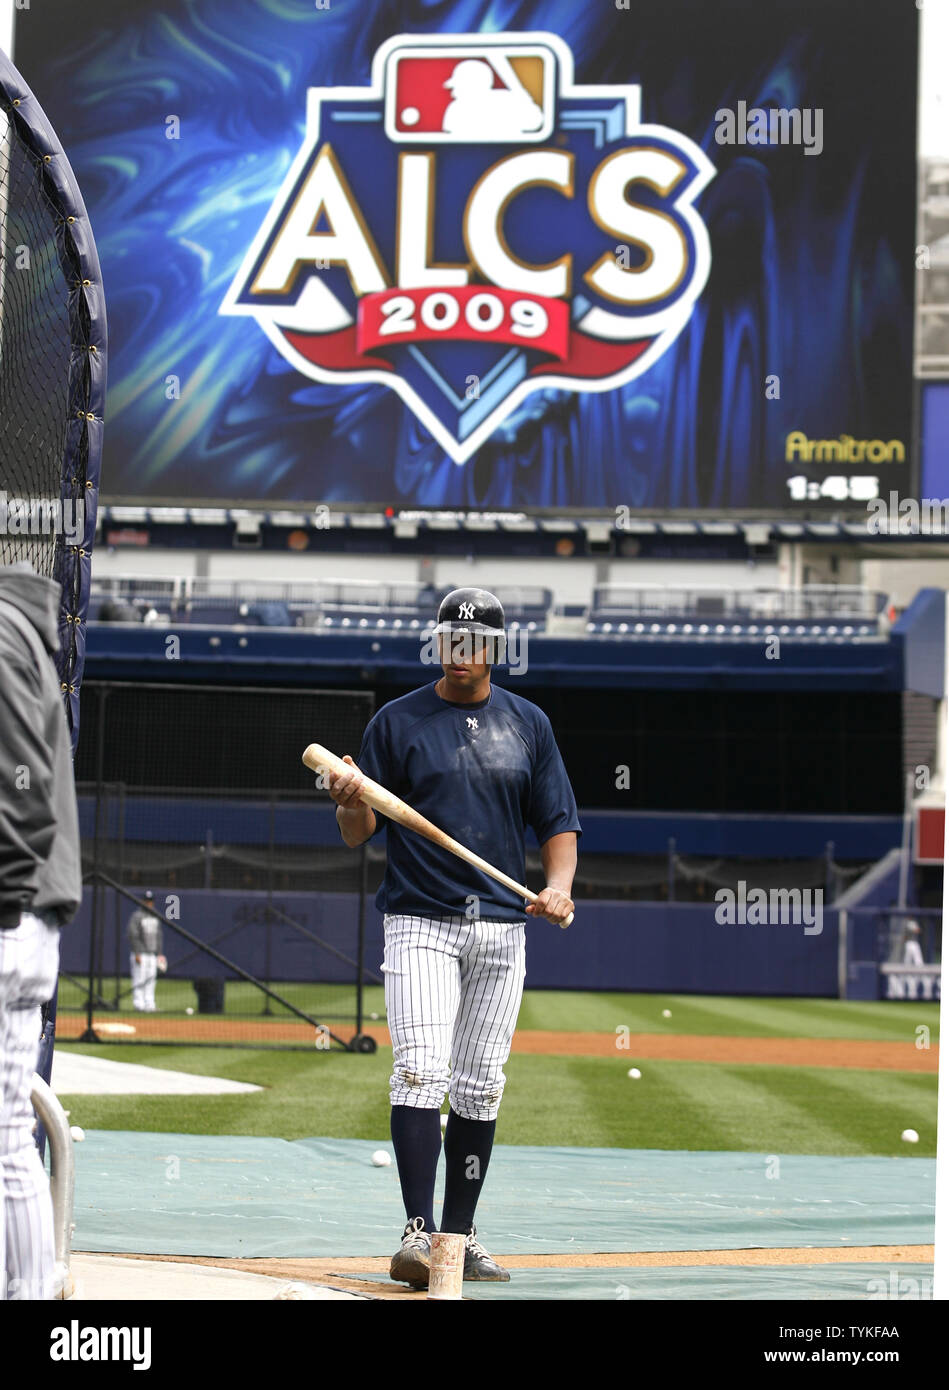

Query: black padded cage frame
[[0, 47, 106, 750]]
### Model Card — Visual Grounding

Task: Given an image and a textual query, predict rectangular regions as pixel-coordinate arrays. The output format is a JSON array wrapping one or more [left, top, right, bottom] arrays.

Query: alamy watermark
[[714, 102, 823, 156], [866, 492, 949, 535], [49, 1321, 152, 1370], [866, 1269, 932, 1300], [420, 628, 529, 676], [0, 493, 84, 545], [714, 880, 823, 935]]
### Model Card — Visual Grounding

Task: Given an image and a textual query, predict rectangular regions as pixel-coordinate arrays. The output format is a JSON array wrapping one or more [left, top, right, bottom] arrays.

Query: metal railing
[[89, 575, 553, 624], [589, 584, 889, 623]]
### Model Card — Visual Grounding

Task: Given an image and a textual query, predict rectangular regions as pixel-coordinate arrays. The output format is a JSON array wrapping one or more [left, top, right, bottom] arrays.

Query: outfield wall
[[62, 889, 839, 998]]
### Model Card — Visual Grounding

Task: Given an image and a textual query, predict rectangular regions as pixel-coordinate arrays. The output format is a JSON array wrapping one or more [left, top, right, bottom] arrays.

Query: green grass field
[[56, 974, 368, 1023], [54, 990, 939, 1157]]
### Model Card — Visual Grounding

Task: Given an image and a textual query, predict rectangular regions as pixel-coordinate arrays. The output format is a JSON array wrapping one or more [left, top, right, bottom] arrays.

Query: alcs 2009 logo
[[222, 32, 714, 464]]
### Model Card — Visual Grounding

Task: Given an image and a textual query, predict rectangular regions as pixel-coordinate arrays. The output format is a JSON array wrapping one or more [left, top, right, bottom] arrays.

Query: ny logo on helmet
[[458, 602, 476, 619], [221, 32, 715, 464]]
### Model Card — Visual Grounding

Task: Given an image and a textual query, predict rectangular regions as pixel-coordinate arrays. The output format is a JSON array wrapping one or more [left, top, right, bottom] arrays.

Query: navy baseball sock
[[439, 1109, 497, 1234], [390, 1104, 442, 1233]]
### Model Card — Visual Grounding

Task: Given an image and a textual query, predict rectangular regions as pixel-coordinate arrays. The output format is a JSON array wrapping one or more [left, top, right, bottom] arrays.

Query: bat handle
[[527, 896, 574, 929]]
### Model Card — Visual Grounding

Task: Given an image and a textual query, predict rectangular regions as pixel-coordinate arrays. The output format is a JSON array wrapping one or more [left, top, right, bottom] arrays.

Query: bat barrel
[[303, 743, 348, 778]]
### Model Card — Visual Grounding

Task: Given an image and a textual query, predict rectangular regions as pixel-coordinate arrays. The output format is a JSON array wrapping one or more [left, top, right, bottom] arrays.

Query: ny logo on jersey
[[458, 602, 475, 619], [221, 31, 714, 463], [466, 716, 479, 730]]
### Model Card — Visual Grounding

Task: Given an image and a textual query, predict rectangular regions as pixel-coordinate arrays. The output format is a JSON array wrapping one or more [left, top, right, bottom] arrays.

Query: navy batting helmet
[[433, 587, 506, 662]]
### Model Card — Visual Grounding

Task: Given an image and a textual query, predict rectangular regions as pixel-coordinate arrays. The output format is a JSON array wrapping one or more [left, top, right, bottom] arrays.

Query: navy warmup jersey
[[356, 681, 581, 921]]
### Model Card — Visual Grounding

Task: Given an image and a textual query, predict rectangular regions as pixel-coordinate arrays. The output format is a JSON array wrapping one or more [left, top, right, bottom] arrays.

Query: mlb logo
[[384, 40, 556, 144], [223, 31, 714, 465]]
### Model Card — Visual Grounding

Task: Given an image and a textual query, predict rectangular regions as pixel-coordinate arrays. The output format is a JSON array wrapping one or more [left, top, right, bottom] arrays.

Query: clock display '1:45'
[[787, 476, 880, 502]]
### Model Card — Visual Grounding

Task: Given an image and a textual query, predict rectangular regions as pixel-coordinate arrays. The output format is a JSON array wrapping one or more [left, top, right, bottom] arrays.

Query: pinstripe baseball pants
[[0, 912, 59, 1301], [382, 914, 526, 1121], [130, 953, 158, 1011]]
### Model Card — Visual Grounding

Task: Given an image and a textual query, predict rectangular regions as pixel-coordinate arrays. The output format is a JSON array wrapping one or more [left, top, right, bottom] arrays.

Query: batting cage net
[[59, 684, 379, 1049], [0, 49, 106, 1159], [0, 50, 106, 744]]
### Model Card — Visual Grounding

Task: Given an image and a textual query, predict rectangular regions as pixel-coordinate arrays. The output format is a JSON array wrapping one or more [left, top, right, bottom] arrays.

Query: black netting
[[64, 686, 377, 1046], [0, 101, 82, 583], [77, 683, 376, 890], [75, 682, 374, 789], [0, 83, 100, 730]]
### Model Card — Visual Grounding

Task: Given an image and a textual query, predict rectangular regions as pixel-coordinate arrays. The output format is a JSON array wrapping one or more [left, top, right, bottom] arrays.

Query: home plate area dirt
[[109, 1246, 935, 1301]]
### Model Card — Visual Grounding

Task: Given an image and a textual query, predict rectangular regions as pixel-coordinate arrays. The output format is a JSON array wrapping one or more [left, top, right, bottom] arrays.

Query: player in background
[[328, 587, 580, 1287], [901, 919, 924, 967], [0, 562, 82, 1300], [127, 891, 164, 1012]]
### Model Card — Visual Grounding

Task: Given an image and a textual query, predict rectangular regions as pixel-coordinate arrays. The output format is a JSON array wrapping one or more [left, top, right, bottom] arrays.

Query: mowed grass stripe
[[495, 1053, 691, 1153], [502, 1055, 940, 1156], [761, 1068, 938, 1155], [683, 1066, 887, 1157], [499, 1055, 925, 1156], [58, 1047, 396, 1142], [56, 977, 383, 1023], [657, 995, 849, 1038], [513, 992, 940, 1041], [642, 995, 940, 1042], [632, 1061, 824, 1155], [57, 1049, 939, 1155], [515, 990, 656, 1034], [642, 1062, 939, 1157]]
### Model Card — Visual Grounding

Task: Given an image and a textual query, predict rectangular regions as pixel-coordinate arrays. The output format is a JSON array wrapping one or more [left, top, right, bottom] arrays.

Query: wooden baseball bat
[[303, 742, 574, 928]]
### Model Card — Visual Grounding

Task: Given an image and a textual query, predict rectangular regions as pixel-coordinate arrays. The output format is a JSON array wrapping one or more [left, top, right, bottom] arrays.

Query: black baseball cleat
[[462, 1227, 510, 1281], [389, 1217, 431, 1288]]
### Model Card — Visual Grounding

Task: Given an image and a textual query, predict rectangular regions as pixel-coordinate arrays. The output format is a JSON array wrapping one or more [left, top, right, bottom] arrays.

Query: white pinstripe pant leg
[[0, 913, 59, 1301], [383, 915, 462, 1110], [450, 920, 526, 1121], [130, 953, 157, 1011]]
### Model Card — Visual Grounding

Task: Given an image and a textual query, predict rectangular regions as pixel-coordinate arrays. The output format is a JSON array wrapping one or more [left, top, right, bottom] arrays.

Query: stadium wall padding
[[63, 889, 839, 997]]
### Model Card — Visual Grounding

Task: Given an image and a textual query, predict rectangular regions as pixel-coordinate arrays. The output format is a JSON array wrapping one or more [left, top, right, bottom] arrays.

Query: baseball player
[[127, 891, 164, 1012], [902, 919, 925, 968], [0, 562, 82, 1300], [329, 587, 580, 1288]]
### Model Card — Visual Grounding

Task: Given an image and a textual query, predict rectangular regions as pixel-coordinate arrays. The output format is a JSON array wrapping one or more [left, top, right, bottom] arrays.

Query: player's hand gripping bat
[[303, 743, 574, 928]]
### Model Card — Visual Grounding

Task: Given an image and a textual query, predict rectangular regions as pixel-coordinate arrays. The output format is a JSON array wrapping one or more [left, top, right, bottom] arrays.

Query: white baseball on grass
[[901, 1129, 919, 1144], [70, 1126, 85, 1142], [662, 1009, 672, 1018], [185, 1007, 194, 1015], [370, 1012, 379, 1021], [371, 1149, 392, 1166], [627, 1068, 641, 1080]]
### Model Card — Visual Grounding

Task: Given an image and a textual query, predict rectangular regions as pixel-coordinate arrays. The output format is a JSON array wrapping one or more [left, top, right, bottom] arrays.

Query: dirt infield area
[[512, 1031, 939, 1072], [57, 1015, 938, 1071], [107, 1246, 935, 1300]]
